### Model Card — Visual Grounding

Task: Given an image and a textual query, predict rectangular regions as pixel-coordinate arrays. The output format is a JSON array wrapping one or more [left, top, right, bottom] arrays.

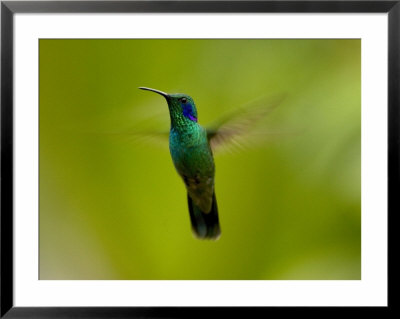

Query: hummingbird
[[139, 87, 220, 240], [138, 87, 284, 240]]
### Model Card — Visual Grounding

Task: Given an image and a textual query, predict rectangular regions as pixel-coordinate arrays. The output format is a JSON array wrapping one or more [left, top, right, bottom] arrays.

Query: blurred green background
[[39, 39, 360, 280]]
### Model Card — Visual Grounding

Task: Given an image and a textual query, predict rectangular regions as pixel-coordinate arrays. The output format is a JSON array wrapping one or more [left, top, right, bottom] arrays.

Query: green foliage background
[[39, 39, 360, 280]]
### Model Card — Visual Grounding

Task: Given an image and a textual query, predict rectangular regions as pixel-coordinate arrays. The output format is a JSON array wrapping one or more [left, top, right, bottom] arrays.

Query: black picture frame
[[1, 1, 395, 317]]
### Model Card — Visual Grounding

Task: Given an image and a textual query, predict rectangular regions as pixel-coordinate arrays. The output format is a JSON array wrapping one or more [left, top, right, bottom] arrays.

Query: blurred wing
[[109, 129, 169, 149], [207, 94, 286, 154], [97, 107, 170, 149]]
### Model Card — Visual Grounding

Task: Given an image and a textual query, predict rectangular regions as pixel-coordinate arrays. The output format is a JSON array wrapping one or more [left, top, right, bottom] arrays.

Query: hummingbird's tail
[[187, 192, 221, 240]]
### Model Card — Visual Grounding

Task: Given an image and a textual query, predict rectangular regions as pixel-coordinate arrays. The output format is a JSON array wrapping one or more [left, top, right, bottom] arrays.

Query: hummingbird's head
[[139, 87, 198, 125], [167, 93, 198, 122]]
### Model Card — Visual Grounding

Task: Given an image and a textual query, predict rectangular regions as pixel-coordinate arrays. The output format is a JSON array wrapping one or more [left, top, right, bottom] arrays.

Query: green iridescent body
[[169, 122, 215, 213]]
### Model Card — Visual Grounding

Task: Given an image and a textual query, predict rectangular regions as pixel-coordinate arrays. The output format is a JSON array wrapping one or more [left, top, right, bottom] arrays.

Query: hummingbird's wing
[[110, 129, 169, 149], [207, 94, 287, 154], [99, 107, 170, 149]]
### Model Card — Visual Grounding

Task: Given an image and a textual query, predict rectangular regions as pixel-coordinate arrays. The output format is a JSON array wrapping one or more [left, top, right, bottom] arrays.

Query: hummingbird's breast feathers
[[169, 126, 215, 186], [170, 123, 207, 148]]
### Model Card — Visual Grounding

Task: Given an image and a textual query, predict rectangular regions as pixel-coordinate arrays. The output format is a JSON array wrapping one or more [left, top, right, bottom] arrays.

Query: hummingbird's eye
[[181, 97, 187, 104]]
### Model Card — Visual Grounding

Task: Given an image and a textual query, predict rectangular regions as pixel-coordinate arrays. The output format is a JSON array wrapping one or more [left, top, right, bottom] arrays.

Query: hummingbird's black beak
[[139, 87, 169, 100]]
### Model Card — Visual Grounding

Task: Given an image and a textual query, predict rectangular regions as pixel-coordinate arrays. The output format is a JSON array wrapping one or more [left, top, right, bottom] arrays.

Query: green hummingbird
[[139, 87, 284, 240], [139, 87, 220, 240]]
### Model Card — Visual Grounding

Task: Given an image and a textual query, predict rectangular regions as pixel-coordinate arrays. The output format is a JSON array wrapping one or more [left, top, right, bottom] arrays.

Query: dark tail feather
[[187, 192, 221, 240]]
